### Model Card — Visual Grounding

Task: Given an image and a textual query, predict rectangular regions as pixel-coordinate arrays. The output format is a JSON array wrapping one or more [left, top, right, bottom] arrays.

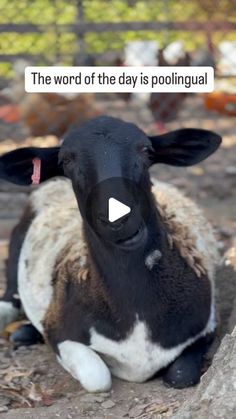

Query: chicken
[[218, 41, 236, 76], [149, 46, 191, 132], [17, 92, 99, 137], [115, 41, 159, 103], [2, 60, 100, 138], [115, 42, 191, 133], [0, 103, 21, 123]]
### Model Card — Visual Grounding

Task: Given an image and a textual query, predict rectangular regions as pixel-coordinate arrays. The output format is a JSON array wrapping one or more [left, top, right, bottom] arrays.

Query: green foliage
[[0, 0, 235, 77]]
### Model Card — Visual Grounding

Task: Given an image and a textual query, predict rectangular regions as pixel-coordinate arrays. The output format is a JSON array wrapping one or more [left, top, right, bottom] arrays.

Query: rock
[[225, 166, 236, 175], [0, 395, 10, 407], [173, 327, 236, 418], [128, 405, 146, 417], [98, 392, 110, 398], [228, 298, 236, 333], [80, 394, 106, 404], [101, 400, 116, 409], [0, 406, 8, 413]]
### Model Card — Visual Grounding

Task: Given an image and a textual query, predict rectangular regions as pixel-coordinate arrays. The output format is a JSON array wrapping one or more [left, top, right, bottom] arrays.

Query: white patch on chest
[[90, 318, 214, 383], [16, 177, 216, 375]]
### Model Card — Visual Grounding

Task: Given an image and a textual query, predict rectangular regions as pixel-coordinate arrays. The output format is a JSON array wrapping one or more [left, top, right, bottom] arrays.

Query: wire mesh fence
[[0, 1, 235, 71], [0, 0, 235, 141]]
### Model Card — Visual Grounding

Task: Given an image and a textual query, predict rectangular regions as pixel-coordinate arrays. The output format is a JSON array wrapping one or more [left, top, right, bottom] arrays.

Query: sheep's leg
[[0, 215, 42, 347], [10, 323, 44, 347], [162, 335, 213, 389], [0, 224, 23, 331], [57, 340, 112, 392]]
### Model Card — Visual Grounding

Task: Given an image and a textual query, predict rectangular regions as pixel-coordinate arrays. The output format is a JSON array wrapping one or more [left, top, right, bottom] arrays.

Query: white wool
[[16, 177, 218, 388], [19, 178, 82, 332], [152, 180, 219, 282], [29, 177, 77, 215], [18, 177, 218, 334]]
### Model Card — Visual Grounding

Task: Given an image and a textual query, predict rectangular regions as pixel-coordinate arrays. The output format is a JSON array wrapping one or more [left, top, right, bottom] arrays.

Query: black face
[[59, 117, 153, 248], [0, 115, 222, 249]]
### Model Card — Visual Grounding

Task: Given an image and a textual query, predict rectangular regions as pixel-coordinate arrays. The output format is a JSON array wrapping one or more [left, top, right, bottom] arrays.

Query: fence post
[[74, 0, 87, 66]]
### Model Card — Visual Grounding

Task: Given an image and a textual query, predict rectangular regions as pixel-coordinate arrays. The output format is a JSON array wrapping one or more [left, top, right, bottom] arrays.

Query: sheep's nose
[[85, 177, 150, 240], [98, 213, 130, 231]]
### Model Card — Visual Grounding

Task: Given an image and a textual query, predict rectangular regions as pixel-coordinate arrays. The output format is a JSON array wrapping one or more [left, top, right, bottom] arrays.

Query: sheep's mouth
[[116, 225, 147, 249]]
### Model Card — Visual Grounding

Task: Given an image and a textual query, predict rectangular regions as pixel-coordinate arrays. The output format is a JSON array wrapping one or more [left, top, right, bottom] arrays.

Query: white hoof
[[0, 301, 20, 332], [57, 340, 112, 393]]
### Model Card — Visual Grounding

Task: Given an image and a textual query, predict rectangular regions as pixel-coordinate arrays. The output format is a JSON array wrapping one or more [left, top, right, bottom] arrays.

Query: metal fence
[[0, 0, 235, 140], [0, 0, 235, 72]]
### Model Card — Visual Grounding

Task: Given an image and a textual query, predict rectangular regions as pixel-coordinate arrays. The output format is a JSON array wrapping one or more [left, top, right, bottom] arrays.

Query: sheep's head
[[0, 116, 221, 249]]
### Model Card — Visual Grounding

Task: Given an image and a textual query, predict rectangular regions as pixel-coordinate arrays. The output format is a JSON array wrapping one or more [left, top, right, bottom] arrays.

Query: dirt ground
[[0, 95, 235, 418]]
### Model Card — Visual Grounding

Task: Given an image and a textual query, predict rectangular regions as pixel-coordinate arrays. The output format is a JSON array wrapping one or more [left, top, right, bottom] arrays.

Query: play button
[[108, 197, 131, 223], [85, 177, 150, 241]]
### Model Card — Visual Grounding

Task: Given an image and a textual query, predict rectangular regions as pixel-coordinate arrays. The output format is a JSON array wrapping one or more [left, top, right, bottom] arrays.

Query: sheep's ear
[[148, 129, 222, 166], [0, 147, 63, 185]]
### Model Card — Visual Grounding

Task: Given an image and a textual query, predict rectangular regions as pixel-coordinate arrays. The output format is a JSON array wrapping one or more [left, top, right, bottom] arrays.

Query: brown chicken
[[18, 92, 100, 137], [149, 49, 191, 132], [2, 60, 100, 138], [114, 46, 191, 133]]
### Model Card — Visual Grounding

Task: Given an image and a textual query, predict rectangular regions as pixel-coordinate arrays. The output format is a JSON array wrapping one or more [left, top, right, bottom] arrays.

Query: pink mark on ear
[[31, 158, 41, 185]]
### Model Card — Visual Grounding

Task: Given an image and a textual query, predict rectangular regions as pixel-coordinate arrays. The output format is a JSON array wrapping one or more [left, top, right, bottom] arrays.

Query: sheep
[[0, 116, 221, 392]]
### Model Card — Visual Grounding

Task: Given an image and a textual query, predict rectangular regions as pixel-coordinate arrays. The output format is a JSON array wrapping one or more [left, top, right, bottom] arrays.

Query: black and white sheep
[[0, 116, 221, 392]]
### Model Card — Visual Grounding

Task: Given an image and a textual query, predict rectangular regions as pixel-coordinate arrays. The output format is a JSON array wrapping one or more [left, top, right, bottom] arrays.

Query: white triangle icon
[[108, 197, 131, 223]]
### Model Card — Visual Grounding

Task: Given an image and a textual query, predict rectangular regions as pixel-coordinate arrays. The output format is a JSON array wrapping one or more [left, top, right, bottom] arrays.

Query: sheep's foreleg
[[162, 334, 214, 388], [57, 340, 112, 392]]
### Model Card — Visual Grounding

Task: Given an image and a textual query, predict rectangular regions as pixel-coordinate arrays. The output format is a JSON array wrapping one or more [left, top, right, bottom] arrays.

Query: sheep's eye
[[63, 154, 74, 166], [139, 145, 150, 155]]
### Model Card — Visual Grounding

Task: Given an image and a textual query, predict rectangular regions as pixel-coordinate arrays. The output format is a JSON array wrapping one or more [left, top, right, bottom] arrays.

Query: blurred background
[[0, 0, 235, 236], [0, 0, 235, 228], [0, 0, 235, 141], [0, 1, 235, 411]]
